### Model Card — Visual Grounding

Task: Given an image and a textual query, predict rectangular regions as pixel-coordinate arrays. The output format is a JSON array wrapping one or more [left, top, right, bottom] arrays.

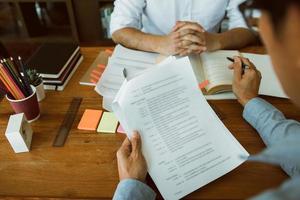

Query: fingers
[[117, 137, 131, 159], [172, 21, 187, 32], [232, 56, 243, 82], [177, 22, 205, 33], [180, 32, 206, 46], [131, 131, 142, 153], [178, 44, 206, 56]]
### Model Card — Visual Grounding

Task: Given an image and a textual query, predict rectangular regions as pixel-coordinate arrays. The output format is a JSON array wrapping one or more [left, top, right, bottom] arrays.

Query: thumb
[[117, 137, 131, 159], [131, 131, 142, 153]]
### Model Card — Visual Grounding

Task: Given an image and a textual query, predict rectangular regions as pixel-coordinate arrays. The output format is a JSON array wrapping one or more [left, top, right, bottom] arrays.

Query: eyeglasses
[[239, 0, 261, 31]]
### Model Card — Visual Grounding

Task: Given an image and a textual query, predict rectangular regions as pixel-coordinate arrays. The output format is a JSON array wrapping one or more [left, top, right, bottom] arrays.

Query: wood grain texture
[[0, 46, 299, 200]]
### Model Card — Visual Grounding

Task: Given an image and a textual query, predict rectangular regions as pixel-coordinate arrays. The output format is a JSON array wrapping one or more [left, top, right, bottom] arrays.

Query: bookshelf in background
[[0, 0, 78, 43], [0, 0, 115, 47], [72, 0, 114, 46]]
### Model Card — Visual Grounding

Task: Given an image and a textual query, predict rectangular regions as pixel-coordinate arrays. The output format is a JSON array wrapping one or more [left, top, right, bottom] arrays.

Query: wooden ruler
[[53, 97, 82, 147]]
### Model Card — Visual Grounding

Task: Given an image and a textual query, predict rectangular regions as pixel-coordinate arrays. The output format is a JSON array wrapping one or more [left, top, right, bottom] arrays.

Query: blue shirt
[[113, 97, 300, 200]]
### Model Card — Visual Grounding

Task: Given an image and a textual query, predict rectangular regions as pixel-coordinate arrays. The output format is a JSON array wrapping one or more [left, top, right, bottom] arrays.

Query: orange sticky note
[[90, 73, 101, 81], [98, 64, 106, 69], [78, 109, 103, 131], [92, 69, 102, 76], [105, 49, 114, 55], [90, 78, 97, 84], [117, 124, 126, 134], [199, 80, 210, 89]]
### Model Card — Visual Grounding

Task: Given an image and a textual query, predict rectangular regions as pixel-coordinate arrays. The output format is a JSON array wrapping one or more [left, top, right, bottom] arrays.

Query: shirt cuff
[[243, 97, 277, 127], [113, 179, 156, 200]]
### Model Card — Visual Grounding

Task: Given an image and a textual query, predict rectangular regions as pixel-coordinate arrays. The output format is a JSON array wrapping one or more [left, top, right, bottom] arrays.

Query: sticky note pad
[[97, 112, 118, 133], [117, 124, 126, 134], [78, 109, 103, 131]]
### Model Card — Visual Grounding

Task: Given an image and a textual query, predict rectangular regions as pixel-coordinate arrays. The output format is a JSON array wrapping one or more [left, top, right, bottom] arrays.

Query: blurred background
[[0, 0, 114, 60]]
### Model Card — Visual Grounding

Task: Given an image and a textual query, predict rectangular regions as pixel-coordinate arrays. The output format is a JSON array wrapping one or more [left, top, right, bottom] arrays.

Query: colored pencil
[[1, 59, 28, 97], [0, 64, 25, 99], [0, 71, 18, 99]]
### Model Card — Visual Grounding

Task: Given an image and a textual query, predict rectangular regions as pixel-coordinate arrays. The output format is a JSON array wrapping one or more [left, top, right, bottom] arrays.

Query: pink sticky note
[[199, 80, 210, 89], [117, 124, 126, 134]]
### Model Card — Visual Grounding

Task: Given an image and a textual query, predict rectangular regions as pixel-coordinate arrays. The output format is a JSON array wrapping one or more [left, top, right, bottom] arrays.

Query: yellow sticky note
[[97, 112, 118, 133]]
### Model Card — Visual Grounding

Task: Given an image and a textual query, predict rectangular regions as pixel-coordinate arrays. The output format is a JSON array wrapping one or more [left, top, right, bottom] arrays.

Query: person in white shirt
[[110, 0, 256, 56]]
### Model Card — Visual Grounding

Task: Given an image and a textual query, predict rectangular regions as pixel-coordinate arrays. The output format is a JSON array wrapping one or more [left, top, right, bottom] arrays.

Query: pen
[[227, 57, 249, 75], [123, 68, 127, 79]]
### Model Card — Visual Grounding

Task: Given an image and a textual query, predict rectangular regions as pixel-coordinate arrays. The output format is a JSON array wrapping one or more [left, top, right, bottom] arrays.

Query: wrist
[[151, 35, 168, 54], [239, 96, 258, 107], [206, 32, 222, 51]]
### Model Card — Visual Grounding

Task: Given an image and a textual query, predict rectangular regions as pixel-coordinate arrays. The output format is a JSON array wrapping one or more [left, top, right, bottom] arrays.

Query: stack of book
[[25, 42, 83, 91]]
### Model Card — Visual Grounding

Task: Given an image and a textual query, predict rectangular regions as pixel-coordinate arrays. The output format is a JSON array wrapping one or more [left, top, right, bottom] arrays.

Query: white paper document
[[95, 45, 160, 108], [242, 53, 287, 98], [112, 57, 249, 199]]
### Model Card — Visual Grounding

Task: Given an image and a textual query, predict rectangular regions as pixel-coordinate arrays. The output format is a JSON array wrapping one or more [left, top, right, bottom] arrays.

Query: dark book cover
[[25, 42, 79, 78], [43, 52, 82, 84]]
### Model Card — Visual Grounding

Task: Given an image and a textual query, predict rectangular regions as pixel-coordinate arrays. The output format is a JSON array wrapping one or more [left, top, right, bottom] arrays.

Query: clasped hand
[[161, 21, 220, 56]]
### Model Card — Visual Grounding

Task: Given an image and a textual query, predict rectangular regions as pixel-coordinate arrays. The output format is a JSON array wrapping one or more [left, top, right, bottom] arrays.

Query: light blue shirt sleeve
[[243, 97, 300, 177], [243, 97, 300, 147], [113, 179, 156, 200]]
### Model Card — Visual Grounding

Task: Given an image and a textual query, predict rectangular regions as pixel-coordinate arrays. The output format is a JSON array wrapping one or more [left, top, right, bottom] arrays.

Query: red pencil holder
[[6, 86, 40, 123]]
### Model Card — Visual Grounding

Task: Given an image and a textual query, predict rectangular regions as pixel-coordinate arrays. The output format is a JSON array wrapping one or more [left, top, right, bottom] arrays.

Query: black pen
[[227, 57, 249, 75], [123, 68, 127, 80], [18, 56, 33, 95]]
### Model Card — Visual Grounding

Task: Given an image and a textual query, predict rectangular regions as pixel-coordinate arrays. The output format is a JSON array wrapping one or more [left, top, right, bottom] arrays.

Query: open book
[[190, 50, 287, 98], [112, 57, 249, 199]]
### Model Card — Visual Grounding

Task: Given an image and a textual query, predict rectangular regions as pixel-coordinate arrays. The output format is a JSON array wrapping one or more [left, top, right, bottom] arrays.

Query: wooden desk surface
[[0, 47, 299, 200]]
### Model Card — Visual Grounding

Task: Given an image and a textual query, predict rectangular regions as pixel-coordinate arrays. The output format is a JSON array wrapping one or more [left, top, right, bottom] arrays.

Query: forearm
[[243, 98, 300, 146], [112, 28, 165, 54], [214, 28, 257, 50]]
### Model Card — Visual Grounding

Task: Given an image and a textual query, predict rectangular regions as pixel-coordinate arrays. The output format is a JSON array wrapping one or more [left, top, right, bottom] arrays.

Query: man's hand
[[229, 57, 262, 106], [157, 31, 184, 55], [116, 131, 147, 182], [172, 21, 221, 56]]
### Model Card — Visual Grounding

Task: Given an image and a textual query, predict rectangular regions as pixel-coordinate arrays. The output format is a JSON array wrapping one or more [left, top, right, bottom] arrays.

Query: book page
[[242, 53, 287, 98], [112, 57, 249, 199], [200, 50, 239, 93]]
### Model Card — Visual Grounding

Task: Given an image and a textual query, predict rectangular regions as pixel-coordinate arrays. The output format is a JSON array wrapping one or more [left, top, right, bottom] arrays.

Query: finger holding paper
[[116, 131, 148, 182]]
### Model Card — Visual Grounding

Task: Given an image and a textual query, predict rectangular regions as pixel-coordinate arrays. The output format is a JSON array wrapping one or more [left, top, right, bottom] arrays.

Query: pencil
[[0, 72, 18, 99], [11, 57, 31, 96], [1, 59, 28, 97], [0, 64, 25, 99]]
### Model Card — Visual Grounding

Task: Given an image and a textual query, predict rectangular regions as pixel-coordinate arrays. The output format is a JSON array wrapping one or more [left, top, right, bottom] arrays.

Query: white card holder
[[5, 113, 33, 153]]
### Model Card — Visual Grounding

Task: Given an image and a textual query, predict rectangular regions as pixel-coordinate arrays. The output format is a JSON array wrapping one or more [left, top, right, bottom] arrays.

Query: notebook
[[25, 42, 80, 78], [42, 51, 82, 84], [43, 56, 83, 91], [190, 51, 287, 98], [112, 57, 248, 199]]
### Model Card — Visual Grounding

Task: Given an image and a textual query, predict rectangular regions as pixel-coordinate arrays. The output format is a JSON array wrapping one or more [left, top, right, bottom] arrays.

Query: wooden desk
[[0, 47, 299, 199]]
